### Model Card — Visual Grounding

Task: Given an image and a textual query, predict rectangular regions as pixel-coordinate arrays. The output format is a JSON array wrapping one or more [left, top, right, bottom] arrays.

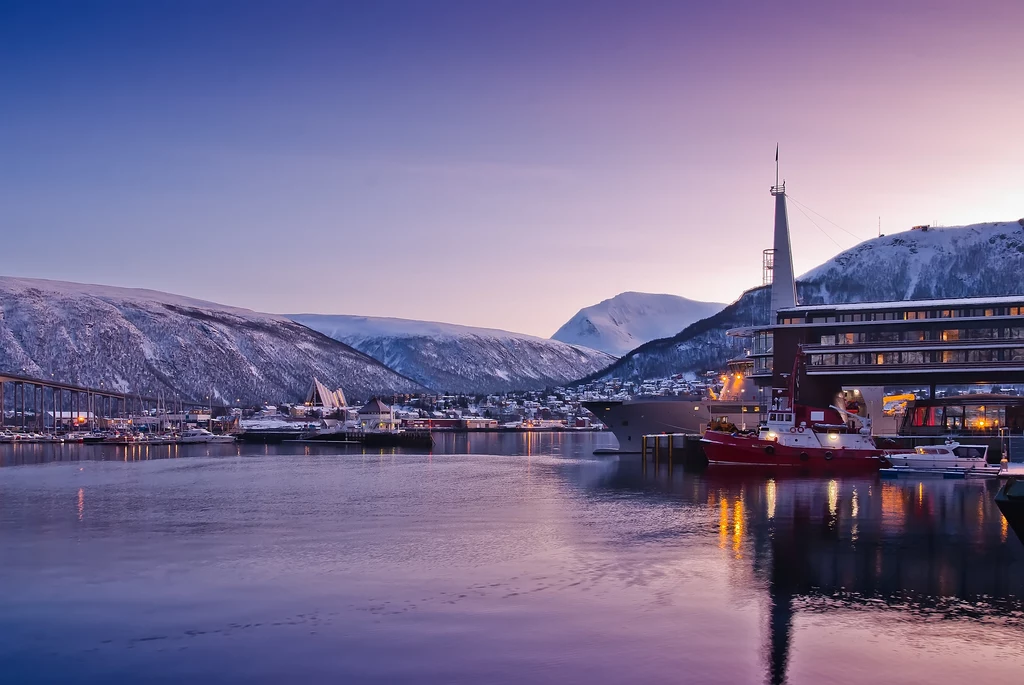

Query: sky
[[2, 0, 1023, 337]]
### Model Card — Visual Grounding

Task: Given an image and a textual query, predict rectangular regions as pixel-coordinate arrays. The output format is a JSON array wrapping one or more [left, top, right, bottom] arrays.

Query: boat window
[[786, 414, 792, 422]]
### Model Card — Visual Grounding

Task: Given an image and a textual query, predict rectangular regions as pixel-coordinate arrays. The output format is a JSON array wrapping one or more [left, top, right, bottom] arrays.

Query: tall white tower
[[769, 149, 797, 318]]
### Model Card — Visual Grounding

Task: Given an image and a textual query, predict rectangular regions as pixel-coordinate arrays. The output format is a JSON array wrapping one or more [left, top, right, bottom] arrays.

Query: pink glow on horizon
[[0, 1, 1022, 336]]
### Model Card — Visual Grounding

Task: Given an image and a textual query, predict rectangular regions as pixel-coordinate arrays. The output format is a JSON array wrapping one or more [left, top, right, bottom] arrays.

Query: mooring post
[[668, 434, 674, 474]]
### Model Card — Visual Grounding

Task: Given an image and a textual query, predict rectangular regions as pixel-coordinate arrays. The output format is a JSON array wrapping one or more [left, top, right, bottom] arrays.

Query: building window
[[942, 330, 960, 341], [912, 406, 944, 427], [753, 332, 773, 355]]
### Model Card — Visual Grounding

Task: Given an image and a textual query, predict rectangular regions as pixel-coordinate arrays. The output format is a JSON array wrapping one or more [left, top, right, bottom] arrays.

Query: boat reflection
[[599, 462, 1024, 685]]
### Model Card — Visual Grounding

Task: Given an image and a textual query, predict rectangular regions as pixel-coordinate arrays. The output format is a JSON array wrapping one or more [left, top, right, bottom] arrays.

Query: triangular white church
[[305, 377, 347, 410]]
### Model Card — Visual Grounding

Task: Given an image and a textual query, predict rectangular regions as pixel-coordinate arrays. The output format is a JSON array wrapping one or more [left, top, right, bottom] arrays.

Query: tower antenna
[[775, 144, 779, 189]]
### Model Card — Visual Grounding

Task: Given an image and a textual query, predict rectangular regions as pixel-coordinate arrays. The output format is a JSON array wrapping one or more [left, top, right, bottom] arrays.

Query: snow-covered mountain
[[581, 220, 1024, 383], [551, 292, 724, 356], [799, 220, 1024, 304], [0, 277, 426, 405], [289, 314, 615, 393]]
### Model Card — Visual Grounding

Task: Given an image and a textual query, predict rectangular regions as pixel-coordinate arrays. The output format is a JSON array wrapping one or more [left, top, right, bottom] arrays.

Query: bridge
[[0, 371, 227, 431]]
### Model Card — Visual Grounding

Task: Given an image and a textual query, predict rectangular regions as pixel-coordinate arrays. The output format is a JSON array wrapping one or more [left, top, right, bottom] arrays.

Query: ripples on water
[[1, 433, 1021, 684]]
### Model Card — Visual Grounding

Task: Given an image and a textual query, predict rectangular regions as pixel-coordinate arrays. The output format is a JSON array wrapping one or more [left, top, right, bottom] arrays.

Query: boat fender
[[765, 444, 775, 455], [789, 427, 797, 433], [799, 452, 809, 461], [797, 426, 805, 433], [824, 451, 834, 461]]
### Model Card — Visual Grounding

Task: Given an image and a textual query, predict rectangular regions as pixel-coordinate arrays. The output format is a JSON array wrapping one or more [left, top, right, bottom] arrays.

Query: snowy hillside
[[552, 292, 724, 356], [289, 314, 615, 393], [799, 221, 1024, 303], [576, 288, 768, 384], [0, 277, 425, 405], [582, 220, 1024, 383]]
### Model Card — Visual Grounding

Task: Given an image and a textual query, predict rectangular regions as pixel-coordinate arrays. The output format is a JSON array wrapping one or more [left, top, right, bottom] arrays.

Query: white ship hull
[[582, 397, 763, 453]]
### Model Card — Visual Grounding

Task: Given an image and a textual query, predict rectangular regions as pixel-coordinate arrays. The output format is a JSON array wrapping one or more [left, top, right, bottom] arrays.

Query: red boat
[[700, 404, 890, 473]]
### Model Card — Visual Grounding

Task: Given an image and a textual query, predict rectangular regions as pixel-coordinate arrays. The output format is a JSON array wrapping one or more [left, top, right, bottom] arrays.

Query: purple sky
[[2, 0, 1022, 337]]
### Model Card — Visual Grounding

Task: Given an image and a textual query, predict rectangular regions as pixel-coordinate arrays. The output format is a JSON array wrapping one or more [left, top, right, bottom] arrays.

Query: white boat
[[881, 441, 1003, 478], [179, 428, 236, 444]]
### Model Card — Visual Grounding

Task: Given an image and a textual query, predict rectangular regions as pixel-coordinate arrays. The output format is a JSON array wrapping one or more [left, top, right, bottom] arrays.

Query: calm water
[[1, 433, 1022, 684]]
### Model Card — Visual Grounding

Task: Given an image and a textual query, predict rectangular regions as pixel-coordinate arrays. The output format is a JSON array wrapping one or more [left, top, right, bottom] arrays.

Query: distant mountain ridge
[[551, 292, 724, 356], [581, 221, 1024, 383], [289, 313, 615, 393], [0, 276, 426, 405]]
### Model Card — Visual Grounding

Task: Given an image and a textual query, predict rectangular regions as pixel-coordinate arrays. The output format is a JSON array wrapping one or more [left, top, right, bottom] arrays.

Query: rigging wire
[[789, 200, 844, 249], [787, 195, 867, 243]]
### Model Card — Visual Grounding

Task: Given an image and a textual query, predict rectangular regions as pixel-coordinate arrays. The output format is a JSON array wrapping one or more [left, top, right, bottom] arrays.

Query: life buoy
[[789, 427, 797, 433], [797, 426, 805, 433], [824, 451, 834, 461], [765, 444, 775, 455]]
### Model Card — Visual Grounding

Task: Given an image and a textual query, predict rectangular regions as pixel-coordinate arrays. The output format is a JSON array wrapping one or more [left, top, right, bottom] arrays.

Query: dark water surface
[[1, 433, 1022, 684]]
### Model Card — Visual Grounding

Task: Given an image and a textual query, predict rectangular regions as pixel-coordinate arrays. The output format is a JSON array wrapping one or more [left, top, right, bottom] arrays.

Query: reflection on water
[[615, 460, 1024, 684], [1, 434, 1022, 685]]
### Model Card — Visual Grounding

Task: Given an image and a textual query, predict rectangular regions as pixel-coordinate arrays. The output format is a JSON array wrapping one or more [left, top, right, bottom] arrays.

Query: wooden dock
[[640, 433, 707, 471]]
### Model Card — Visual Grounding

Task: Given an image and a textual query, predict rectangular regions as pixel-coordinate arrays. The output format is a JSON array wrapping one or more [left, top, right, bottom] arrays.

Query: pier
[[640, 433, 707, 471]]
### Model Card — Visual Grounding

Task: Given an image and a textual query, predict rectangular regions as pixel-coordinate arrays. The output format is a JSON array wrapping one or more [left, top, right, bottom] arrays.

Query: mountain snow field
[[0, 276, 425, 405], [552, 291, 724, 356], [289, 313, 615, 393]]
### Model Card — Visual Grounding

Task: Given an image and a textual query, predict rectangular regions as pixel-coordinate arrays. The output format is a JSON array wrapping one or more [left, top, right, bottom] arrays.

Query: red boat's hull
[[701, 431, 889, 473]]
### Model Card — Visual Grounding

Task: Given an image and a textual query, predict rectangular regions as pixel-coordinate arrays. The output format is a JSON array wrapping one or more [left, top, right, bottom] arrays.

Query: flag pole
[[775, 144, 779, 189]]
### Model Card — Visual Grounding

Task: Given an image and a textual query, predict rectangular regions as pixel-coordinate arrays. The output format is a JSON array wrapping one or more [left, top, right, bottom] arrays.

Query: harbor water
[[1, 433, 1022, 684]]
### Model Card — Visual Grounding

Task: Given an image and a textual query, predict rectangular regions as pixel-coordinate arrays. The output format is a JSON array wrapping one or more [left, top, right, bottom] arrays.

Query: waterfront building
[[739, 166, 1024, 443], [748, 295, 1024, 436], [304, 378, 347, 410], [358, 398, 399, 431]]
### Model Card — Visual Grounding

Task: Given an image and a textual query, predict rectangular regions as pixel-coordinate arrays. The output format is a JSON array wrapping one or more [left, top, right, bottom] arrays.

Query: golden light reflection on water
[[881, 483, 905, 527], [719, 497, 728, 549], [828, 479, 838, 518], [732, 497, 744, 558], [766, 479, 776, 520], [77, 488, 84, 522]]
